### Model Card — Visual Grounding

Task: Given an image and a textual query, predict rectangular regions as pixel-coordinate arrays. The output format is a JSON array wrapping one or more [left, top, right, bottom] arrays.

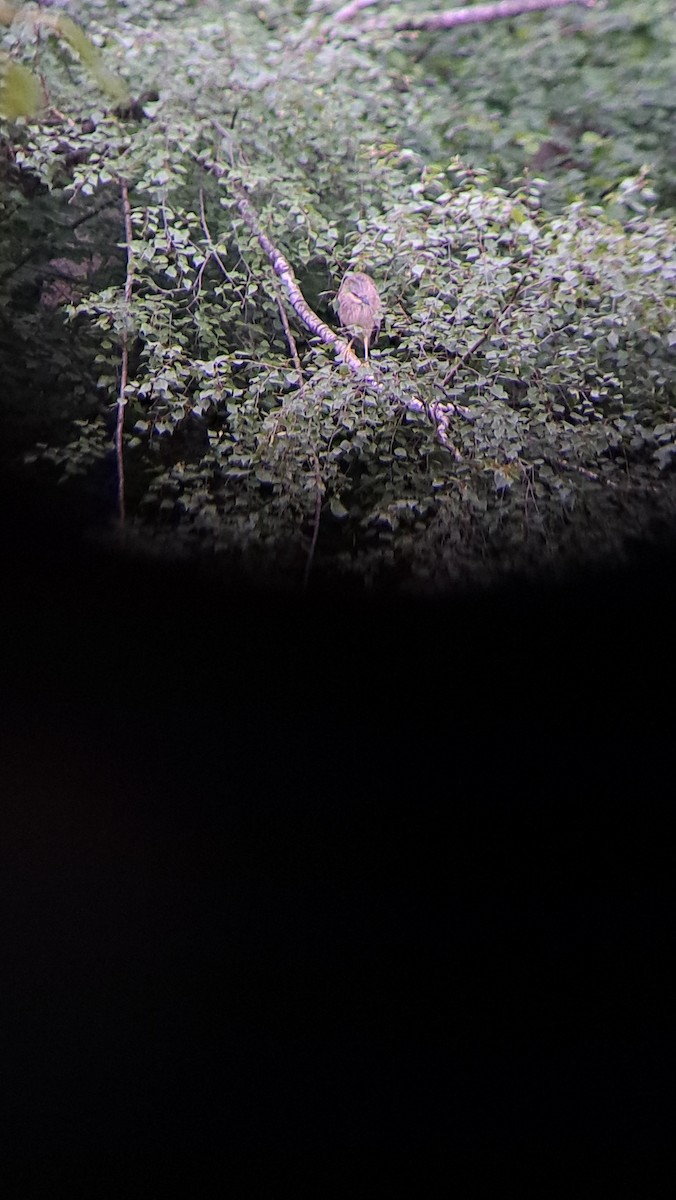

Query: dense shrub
[[1, 0, 675, 590]]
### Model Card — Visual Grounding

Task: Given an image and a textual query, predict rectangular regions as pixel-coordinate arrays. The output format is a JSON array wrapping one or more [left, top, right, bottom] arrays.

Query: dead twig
[[547, 457, 624, 490], [270, 286, 324, 588], [274, 289, 305, 387]]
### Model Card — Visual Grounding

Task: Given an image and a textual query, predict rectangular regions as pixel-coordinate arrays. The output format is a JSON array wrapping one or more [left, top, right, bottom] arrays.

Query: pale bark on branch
[[331, 0, 381, 23], [201, 134, 466, 452], [231, 179, 361, 371], [204, 131, 364, 374], [363, 0, 595, 34]]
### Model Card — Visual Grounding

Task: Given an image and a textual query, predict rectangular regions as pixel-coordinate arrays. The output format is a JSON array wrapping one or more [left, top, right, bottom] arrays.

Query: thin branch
[[398, 275, 531, 457], [545, 456, 637, 491], [272, 285, 327, 589], [274, 290, 305, 385], [441, 271, 529, 387], [363, 0, 595, 33], [0, 248, 34, 285], [66, 198, 119, 232], [303, 451, 324, 591], [264, 284, 324, 587], [264, 287, 306, 436], [197, 185, 247, 303], [262, 287, 306, 441], [116, 179, 134, 524]]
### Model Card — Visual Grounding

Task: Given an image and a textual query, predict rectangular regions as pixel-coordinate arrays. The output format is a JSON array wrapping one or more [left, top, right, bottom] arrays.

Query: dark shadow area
[[2, 463, 674, 1180]]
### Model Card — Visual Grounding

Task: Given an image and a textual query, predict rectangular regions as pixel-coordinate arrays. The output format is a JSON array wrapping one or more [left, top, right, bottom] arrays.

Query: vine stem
[[116, 179, 134, 524]]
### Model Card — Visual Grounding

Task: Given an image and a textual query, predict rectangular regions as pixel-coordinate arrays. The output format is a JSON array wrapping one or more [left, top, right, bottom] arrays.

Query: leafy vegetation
[[0, 1, 129, 116], [1, 0, 675, 592]]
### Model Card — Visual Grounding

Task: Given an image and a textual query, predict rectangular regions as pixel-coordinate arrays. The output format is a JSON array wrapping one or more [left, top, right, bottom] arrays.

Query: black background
[[1, 469, 674, 1180]]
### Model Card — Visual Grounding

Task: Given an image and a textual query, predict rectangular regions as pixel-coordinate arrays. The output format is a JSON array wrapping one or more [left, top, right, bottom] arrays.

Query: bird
[[336, 271, 383, 362]]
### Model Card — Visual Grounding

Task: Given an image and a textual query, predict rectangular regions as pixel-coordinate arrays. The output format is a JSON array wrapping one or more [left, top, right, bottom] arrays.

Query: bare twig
[[272, 281, 326, 588], [197, 185, 246, 301], [363, 0, 595, 33], [116, 180, 134, 524], [262, 288, 305, 444], [274, 289, 304, 386], [400, 275, 530, 456], [0, 249, 34, 285], [547, 456, 625, 490]]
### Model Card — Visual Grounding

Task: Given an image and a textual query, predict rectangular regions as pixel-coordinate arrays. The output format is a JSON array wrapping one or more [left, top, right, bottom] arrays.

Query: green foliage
[[46, 11, 129, 105], [417, 0, 676, 213], [2, 0, 676, 589], [0, 1, 129, 117]]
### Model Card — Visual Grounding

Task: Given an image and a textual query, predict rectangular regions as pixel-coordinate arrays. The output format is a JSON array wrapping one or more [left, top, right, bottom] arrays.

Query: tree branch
[[274, 288, 305, 386], [201, 129, 469, 455], [331, 0, 382, 23], [204, 124, 364, 374], [364, 0, 595, 34], [441, 271, 528, 387]]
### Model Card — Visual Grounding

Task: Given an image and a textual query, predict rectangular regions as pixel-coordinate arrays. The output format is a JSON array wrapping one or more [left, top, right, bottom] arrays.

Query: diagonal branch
[[363, 0, 595, 33], [230, 177, 362, 371], [204, 125, 364, 373], [200, 130, 472, 455], [441, 271, 529, 387], [331, 0, 382, 22]]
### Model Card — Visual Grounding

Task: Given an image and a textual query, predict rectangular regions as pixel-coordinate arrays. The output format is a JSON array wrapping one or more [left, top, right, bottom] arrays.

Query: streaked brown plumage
[[336, 271, 382, 361]]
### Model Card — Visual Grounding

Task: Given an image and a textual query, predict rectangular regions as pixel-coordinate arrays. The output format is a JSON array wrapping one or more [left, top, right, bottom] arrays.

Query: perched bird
[[336, 271, 383, 362]]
